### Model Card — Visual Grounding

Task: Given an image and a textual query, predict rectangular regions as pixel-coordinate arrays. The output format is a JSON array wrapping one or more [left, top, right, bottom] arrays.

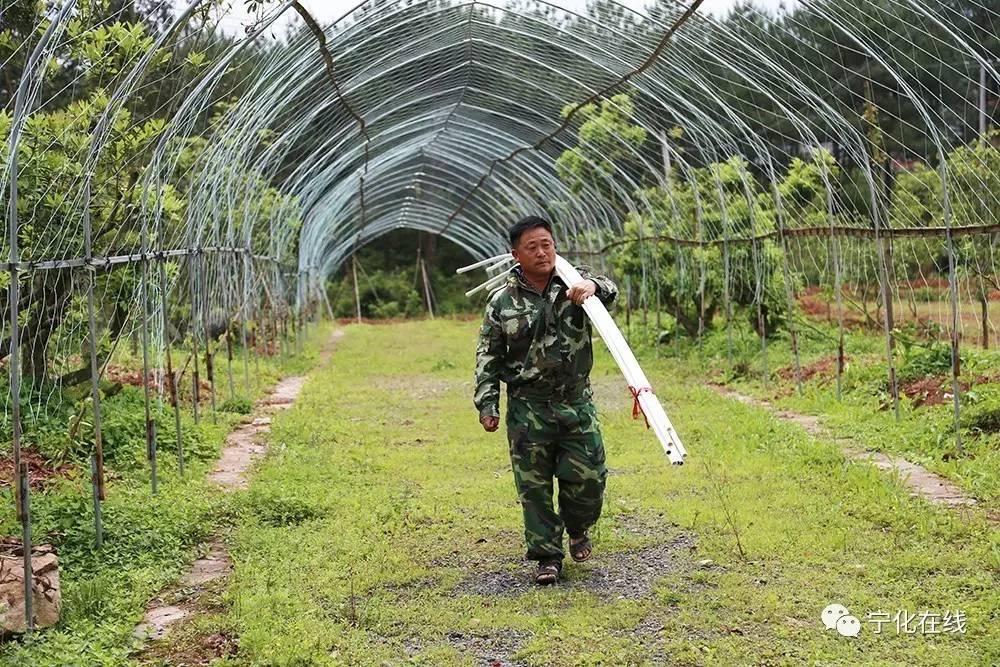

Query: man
[[474, 215, 618, 585]]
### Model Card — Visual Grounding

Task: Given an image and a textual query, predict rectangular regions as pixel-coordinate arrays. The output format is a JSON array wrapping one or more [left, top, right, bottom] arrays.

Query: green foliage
[[326, 229, 487, 319], [555, 94, 647, 215], [560, 103, 807, 338], [221, 396, 254, 414], [0, 328, 325, 666], [896, 340, 954, 384], [777, 150, 839, 229], [0, 10, 303, 383], [240, 487, 323, 527], [962, 384, 1000, 434], [331, 268, 424, 319]]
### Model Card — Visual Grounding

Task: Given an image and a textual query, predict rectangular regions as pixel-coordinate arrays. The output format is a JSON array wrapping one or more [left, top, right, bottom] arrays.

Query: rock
[[0, 539, 61, 634]]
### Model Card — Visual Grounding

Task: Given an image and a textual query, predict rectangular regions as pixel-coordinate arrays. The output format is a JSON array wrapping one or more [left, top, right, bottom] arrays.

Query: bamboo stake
[[159, 259, 184, 476], [825, 164, 845, 401], [81, 181, 107, 511], [772, 179, 803, 396], [420, 257, 435, 319], [240, 253, 252, 399], [200, 253, 218, 424], [940, 161, 964, 454], [139, 243, 158, 496], [352, 255, 361, 323], [189, 254, 202, 425]]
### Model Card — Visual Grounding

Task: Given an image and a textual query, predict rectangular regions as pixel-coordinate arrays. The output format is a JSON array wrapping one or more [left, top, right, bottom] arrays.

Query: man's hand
[[480, 415, 500, 432], [567, 279, 598, 305]]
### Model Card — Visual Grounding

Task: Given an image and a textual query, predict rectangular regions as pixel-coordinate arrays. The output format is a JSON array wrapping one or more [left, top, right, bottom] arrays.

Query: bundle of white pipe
[[554, 257, 686, 464], [464, 256, 515, 297], [458, 254, 687, 465]]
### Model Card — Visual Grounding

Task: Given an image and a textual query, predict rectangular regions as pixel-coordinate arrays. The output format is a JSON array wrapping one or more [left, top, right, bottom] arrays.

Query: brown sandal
[[569, 535, 593, 562], [535, 560, 561, 585]]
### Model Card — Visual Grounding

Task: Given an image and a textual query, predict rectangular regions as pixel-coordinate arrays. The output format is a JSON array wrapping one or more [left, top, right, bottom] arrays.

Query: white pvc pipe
[[482, 256, 516, 275], [456, 253, 513, 274], [554, 256, 686, 465], [465, 270, 509, 297]]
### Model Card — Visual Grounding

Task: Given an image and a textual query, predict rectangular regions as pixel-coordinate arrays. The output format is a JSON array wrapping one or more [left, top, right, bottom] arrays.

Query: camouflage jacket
[[474, 265, 618, 418]]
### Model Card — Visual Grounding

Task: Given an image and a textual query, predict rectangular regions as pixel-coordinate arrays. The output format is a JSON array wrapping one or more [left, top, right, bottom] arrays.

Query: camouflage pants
[[506, 395, 608, 562]]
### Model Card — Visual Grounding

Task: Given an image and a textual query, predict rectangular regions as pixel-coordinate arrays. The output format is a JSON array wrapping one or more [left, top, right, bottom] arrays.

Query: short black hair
[[509, 215, 554, 247]]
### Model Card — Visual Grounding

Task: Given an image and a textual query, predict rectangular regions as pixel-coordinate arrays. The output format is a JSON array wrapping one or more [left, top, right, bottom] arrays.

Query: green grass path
[[211, 320, 998, 666]]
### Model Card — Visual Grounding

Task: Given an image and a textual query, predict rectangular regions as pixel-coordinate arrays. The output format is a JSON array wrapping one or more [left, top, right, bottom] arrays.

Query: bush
[[240, 487, 321, 527], [909, 286, 943, 302], [896, 340, 954, 384], [221, 396, 254, 414], [330, 269, 423, 319], [963, 385, 1000, 434]]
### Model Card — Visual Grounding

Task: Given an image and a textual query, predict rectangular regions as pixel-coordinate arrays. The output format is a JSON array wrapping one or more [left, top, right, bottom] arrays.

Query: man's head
[[509, 215, 556, 277]]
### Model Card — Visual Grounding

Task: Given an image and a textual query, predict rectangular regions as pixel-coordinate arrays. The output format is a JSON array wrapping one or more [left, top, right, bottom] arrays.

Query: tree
[[555, 93, 648, 218]]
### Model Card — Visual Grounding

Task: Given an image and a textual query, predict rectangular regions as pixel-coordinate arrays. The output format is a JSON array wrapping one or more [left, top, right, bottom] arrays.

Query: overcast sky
[[197, 0, 794, 36]]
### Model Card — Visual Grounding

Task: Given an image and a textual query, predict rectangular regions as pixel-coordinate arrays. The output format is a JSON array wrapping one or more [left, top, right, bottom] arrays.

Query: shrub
[[221, 396, 254, 414]]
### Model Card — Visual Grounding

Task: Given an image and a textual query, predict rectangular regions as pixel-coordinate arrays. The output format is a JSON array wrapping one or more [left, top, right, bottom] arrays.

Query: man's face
[[512, 226, 556, 276]]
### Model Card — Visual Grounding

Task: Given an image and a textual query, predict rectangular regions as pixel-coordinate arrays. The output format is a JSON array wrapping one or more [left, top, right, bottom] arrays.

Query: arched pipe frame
[[3, 0, 1000, 621]]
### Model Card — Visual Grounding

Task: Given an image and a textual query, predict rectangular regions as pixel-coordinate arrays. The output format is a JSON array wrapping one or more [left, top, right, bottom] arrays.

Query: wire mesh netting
[[1, 0, 999, 631]]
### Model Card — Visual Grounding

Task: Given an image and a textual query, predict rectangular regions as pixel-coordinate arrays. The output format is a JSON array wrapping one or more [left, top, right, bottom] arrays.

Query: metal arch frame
[[2, 0, 998, 329], [1, 0, 998, 542]]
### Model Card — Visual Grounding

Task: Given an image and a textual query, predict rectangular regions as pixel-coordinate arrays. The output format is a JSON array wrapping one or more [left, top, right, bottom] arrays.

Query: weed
[[220, 396, 254, 415]]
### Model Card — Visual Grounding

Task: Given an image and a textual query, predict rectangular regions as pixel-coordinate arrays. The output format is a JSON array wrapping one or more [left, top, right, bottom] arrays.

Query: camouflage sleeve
[[576, 265, 618, 309], [473, 298, 504, 419]]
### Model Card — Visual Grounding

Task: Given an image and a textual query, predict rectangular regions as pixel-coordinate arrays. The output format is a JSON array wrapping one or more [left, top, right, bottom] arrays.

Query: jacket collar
[[511, 266, 562, 296]]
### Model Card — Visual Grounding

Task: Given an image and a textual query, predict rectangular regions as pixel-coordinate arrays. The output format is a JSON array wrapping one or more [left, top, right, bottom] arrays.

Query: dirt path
[[710, 384, 996, 521], [132, 330, 344, 648]]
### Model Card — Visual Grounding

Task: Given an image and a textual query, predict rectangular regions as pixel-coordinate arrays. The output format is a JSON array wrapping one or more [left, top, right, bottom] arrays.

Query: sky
[[193, 0, 795, 36]]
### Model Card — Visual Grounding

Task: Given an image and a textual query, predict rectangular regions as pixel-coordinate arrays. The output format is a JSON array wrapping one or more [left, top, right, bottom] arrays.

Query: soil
[[900, 375, 951, 407], [400, 629, 531, 667], [775, 355, 845, 384], [104, 363, 214, 401], [0, 449, 74, 491], [450, 533, 698, 600], [394, 519, 701, 664], [899, 372, 1000, 408]]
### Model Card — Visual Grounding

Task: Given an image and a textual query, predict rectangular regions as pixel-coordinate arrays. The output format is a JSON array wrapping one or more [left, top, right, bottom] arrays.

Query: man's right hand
[[480, 415, 500, 432]]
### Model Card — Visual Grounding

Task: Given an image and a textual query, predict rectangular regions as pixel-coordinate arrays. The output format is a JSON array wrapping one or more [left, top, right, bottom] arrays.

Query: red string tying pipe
[[628, 385, 653, 428]]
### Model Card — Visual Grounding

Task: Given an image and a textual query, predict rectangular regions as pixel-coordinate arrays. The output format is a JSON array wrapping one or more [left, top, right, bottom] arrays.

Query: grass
[[0, 325, 325, 667], [200, 319, 998, 666], [645, 309, 1000, 513]]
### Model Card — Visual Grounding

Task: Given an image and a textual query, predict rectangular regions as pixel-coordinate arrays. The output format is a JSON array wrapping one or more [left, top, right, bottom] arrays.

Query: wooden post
[[874, 163, 901, 422], [6, 237, 33, 624], [158, 259, 184, 475], [187, 254, 202, 424], [420, 257, 435, 319], [352, 255, 362, 323], [138, 251, 158, 496], [827, 172, 846, 401], [81, 180, 107, 509], [200, 254, 218, 424], [940, 161, 964, 454], [771, 178, 803, 396], [240, 253, 252, 398], [624, 274, 632, 345]]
